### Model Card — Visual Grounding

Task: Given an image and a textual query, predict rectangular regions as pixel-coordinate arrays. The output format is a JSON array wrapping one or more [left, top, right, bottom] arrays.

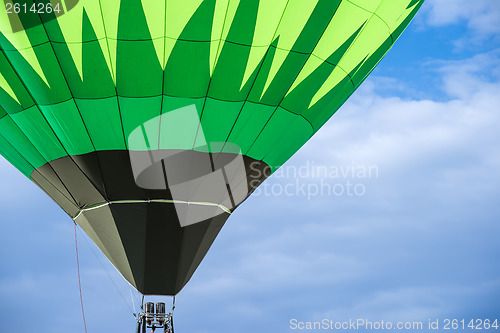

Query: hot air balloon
[[0, 0, 424, 331]]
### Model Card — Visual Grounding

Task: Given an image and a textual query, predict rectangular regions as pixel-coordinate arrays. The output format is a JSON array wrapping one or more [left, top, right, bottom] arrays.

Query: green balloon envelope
[[0, 0, 424, 295]]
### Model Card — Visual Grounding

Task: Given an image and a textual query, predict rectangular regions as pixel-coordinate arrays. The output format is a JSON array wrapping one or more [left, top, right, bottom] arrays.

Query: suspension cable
[[75, 226, 137, 316], [74, 222, 88, 333]]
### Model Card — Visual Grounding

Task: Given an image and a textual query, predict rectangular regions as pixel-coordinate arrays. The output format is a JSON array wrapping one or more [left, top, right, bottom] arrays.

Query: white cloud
[[437, 50, 500, 99], [174, 50, 500, 331], [300, 49, 500, 190], [423, 0, 500, 36]]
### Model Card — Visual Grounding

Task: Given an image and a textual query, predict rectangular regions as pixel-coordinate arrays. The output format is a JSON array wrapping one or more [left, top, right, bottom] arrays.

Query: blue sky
[[1, 1, 500, 332]]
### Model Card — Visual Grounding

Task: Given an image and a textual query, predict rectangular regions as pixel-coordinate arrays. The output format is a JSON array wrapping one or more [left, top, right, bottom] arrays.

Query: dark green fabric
[[0, 0, 425, 176]]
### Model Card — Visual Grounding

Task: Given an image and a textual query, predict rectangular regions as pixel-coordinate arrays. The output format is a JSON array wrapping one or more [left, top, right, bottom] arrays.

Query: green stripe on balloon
[[0, 0, 425, 178]]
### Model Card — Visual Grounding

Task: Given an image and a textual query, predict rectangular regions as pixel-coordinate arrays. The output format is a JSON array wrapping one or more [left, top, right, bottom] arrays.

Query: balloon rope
[[75, 226, 137, 317], [74, 222, 88, 333]]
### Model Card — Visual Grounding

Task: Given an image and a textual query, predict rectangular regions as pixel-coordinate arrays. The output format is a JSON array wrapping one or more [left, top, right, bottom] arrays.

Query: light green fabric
[[0, 0, 424, 176]]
